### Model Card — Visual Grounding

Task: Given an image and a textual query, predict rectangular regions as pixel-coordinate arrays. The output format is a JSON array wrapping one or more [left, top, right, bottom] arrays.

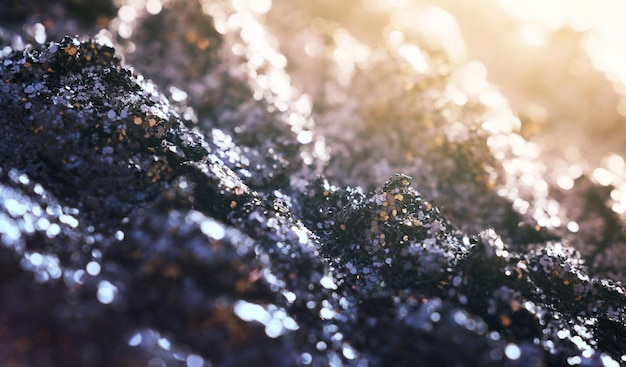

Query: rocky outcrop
[[1, 1, 626, 366]]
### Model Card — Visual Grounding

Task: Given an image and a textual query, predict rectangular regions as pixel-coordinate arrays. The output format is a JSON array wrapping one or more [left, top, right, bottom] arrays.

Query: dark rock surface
[[1, 1, 626, 366]]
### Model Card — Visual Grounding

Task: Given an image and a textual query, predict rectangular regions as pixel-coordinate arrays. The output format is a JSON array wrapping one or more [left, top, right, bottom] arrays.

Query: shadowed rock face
[[1, 2, 626, 367]]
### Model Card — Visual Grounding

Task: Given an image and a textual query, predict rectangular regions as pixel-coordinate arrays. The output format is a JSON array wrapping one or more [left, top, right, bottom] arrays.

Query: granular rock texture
[[1, 1, 626, 367]]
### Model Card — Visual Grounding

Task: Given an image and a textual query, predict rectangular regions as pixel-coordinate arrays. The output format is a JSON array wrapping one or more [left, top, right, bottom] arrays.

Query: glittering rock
[[0, 36, 175, 228], [0, 33, 328, 367], [117, 0, 326, 192], [266, 0, 555, 247], [2, 2, 626, 367], [551, 175, 626, 282], [302, 174, 470, 299]]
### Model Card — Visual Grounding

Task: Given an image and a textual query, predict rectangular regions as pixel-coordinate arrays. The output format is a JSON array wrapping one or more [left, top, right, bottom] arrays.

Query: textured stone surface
[[1, 1, 626, 367]]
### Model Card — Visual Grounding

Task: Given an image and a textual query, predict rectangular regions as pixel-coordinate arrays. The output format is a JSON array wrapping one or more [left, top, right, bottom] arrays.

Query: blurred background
[[418, 0, 626, 168], [270, 0, 626, 169]]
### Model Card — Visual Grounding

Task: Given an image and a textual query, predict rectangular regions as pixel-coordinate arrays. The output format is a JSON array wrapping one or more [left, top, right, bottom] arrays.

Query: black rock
[[1, 2, 626, 367]]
